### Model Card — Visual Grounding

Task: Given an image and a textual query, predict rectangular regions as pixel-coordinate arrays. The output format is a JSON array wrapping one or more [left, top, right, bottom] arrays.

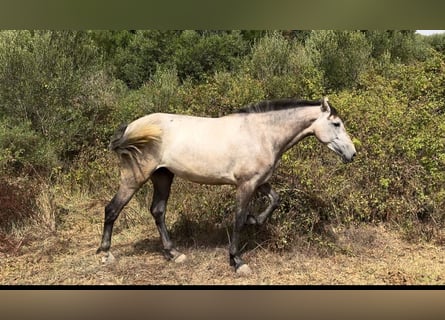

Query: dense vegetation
[[1, 30, 445, 252]]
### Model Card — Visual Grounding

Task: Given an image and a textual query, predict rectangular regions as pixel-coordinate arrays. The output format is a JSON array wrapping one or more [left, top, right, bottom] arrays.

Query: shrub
[[305, 30, 372, 91], [176, 71, 265, 117], [249, 31, 295, 80], [0, 119, 58, 174], [422, 33, 445, 54], [0, 31, 111, 164], [111, 30, 178, 89], [144, 65, 181, 113], [0, 178, 38, 234], [248, 31, 323, 99], [173, 30, 248, 82], [365, 30, 430, 63]]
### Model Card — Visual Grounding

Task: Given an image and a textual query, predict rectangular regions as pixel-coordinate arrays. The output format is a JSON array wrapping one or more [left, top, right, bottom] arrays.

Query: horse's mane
[[236, 98, 338, 116]]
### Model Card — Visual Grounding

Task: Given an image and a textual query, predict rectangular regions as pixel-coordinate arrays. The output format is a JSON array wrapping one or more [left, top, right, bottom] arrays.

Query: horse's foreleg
[[150, 168, 186, 263], [246, 183, 280, 225], [229, 183, 255, 275]]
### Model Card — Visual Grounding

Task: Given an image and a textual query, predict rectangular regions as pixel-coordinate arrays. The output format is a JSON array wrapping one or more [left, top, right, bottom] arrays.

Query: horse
[[96, 97, 356, 275]]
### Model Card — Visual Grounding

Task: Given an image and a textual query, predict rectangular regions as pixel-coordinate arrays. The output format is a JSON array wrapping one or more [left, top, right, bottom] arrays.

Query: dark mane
[[237, 99, 322, 114], [236, 98, 338, 116]]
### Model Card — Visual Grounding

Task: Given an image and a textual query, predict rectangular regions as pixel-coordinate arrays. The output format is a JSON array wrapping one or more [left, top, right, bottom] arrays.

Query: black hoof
[[163, 249, 175, 260]]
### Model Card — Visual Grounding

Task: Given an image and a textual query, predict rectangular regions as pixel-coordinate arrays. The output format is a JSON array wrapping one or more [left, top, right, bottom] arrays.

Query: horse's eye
[[332, 122, 341, 128]]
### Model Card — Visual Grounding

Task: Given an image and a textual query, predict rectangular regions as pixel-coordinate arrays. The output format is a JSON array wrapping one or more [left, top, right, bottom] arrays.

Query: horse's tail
[[109, 121, 162, 159]]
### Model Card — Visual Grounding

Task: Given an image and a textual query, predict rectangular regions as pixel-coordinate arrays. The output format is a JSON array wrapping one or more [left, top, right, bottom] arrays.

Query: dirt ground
[[1, 200, 445, 286]]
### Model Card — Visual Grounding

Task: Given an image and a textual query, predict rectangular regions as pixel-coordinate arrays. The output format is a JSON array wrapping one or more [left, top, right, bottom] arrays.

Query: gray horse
[[97, 97, 356, 275]]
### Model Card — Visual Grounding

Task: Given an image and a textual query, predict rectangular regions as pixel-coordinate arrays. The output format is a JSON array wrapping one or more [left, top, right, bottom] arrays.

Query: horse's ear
[[321, 96, 330, 113]]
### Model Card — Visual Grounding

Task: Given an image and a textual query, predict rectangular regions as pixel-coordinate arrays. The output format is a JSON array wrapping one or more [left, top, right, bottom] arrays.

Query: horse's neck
[[260, 107, 320, 153]]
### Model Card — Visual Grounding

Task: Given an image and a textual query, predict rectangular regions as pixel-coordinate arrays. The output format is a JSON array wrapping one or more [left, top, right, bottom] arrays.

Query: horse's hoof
[[173, 253, 187, 263], [236, 263, 252, 276], [164, 248, 186, 263], [101, 251, 116, 265]]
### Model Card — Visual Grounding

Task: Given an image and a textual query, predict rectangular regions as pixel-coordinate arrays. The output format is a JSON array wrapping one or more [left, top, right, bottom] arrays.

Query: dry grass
[[1, 194, 445, 286]]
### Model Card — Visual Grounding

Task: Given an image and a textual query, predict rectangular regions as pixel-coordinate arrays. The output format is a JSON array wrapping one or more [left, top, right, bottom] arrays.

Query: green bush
[[0, 31, 121, 168], [110, 30, 178, 89], [249, 31, 295, 80], [172, 30, 248, 82], [0, 119, 58, 174], [174, 71, 265, 117], [247, 31, 323, 99], [305, 30, 372, 91], [422, 33, 445, 54], [365, 30, 430, 63]]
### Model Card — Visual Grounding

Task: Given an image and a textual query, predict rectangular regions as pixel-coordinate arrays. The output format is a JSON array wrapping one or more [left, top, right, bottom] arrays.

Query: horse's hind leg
[[97, 157, 156, 261], [150, 168, 186, 263], [246, 183, 279, 225], [97, 182, 141, 257]]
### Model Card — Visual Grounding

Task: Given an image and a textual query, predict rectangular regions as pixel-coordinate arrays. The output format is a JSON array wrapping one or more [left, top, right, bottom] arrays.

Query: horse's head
[[311, 97, 356, 163]]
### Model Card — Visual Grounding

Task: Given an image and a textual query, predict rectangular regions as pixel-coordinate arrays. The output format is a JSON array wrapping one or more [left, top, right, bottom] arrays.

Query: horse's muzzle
[[342, 152, 356, 163]]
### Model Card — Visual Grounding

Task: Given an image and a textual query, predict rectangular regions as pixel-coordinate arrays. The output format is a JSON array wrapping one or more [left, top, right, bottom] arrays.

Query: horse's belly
[[169, 167, 235, 185], [160, 147, 240, 185], [160, 156, 235, 184]]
